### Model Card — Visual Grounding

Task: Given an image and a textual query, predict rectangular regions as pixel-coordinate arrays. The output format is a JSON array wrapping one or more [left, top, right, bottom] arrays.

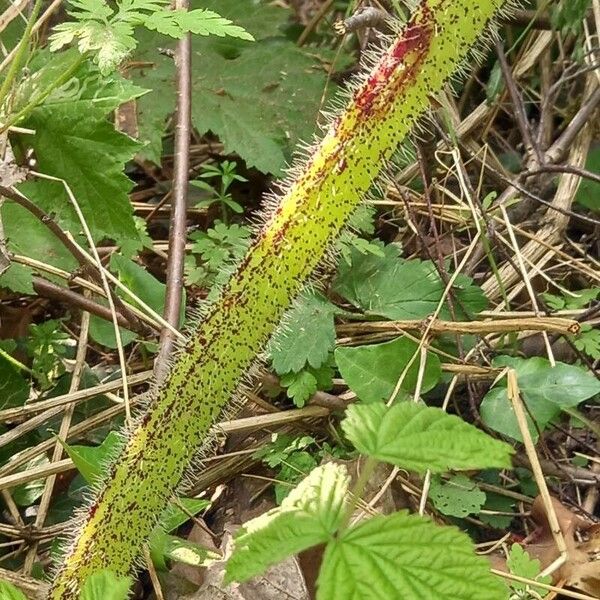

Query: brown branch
[[495, 40, 542, 165], [546, 85, 600, 164], [155, 0, 191, 381], [31, 276, 144, 333], [528, 163, 600, 186], [0, 184, 91, 269], [336, 317, 580, 336], [0, 184, 151, 334]]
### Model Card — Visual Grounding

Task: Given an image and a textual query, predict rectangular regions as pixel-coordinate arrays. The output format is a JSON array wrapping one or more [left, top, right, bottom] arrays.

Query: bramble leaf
[[334, 244, 487, 320], [270, 292, 338, 374], [132, 0, 340, 172], [80, 569, 131, 600], [335, 337, 441, 403], [342, 402, 513, 473], [317, 512, 507, 600], [18, 106, 140, 245], [481, 357, 600, 442], [428, 474, 486, 518], [0, 580, 27, 600], [225, 463, 349, 583]]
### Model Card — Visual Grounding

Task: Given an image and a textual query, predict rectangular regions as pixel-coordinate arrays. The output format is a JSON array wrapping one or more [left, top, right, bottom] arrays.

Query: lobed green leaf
[[317, 511, 507, 599], [225, 463, 349, 583], [335, 337, 442, 403], [342, 402, 513, 473]]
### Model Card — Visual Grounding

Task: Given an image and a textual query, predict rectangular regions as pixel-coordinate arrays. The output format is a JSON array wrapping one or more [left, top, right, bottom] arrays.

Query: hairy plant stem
[[0, 52, 87, 134], [0, 0, 43, 111], [50, 2, 510, 596]]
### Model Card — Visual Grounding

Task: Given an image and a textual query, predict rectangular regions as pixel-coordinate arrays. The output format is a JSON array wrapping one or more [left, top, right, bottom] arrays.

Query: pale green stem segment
[[51, 1, 508, 596]]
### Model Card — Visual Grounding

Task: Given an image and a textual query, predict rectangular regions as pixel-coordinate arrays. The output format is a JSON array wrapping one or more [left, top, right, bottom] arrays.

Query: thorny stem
[[50, 3, 513, 595]]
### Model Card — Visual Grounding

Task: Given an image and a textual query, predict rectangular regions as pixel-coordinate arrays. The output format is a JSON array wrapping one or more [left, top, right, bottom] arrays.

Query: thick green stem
[[50, 2, 510, 597]]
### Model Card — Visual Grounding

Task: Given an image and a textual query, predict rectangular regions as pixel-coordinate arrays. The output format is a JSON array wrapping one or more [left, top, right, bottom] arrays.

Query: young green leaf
[[280, 359, 335, 407], [507, 544, 551, 592], [225, 463, 349, 583], [0, 353, 30, 410], [150, 534, 219, 571], [149, 498, 212, 570], [574, 325, 600, 360], [50, 1, 252, 73], [317, 511, 507, 599], [80, 569, 131, 600], [335, 337, 441, 403], [270, 292, 338, 374], [280, 371, 317, 407], [0, 580, 27, 600], [342, 402, 513, 473]]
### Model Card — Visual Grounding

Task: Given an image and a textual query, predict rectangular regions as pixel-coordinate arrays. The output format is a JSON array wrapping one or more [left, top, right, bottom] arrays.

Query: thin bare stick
[[31, 172, 133, 423], [155, 0, 191, 381], [506, 369, 567, 557], [22, 301, 90, 573]]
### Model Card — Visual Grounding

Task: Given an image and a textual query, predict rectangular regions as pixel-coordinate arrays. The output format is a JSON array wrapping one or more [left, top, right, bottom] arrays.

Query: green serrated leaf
[[507, 544, 551, 592], [334, 245, 487, 320], [342, 402, 513, 473], [17, 105, 140, 245], [551, 0, 591, 36], [270, 292, 338, 374], [80, 569, 131, 600], [317, 511, 507, 600], [132, 0, 340, 172], [574, 325, 600, 360], [429, 474, 486, 518], [63, 431, 122, 485], [481, 357, 600, 442], [0, 580, 27, 600], [0, 354, 30, 410], [280, 371, 317, 407], [164, 9, 254, 40], [225, 463, 349, 583], [335, 337, 441, 403]]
